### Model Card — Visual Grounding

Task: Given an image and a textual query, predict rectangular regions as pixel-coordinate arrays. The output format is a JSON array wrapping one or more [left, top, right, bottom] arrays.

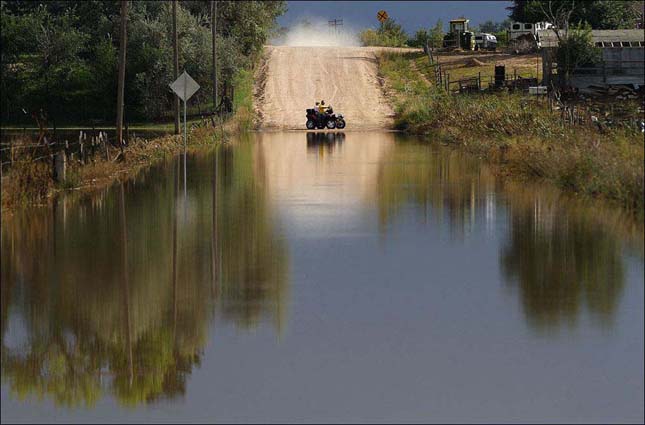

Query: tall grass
[[232, 68, 255, 132], [377, 51, 645, 213]]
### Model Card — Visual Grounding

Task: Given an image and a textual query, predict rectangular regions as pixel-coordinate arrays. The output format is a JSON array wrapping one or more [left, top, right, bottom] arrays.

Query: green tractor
[[442, 18, 476, 51]]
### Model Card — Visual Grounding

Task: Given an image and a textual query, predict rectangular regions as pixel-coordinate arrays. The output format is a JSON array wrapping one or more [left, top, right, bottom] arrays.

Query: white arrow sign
[[169, 70, 200, 102]]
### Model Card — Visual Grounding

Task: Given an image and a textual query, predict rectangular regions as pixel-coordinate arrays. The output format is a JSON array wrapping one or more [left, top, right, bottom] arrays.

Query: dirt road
[[255, 46, 397, 130]]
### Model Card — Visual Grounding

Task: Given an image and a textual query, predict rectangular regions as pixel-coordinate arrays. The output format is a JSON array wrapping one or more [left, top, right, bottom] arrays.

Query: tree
[[211, 1, 217, 114], [428, 19, 444, 49], [359, 17, 408, 47], [537, 2, 601, 84], [172, 1, 179, 135], [556, 24, 601, 84], [0, 0, 287, 125], [408, 29, 429, 48], [479, 18, 512, 33], [116, 0, 128, 153], [507, 0, 639, 29]]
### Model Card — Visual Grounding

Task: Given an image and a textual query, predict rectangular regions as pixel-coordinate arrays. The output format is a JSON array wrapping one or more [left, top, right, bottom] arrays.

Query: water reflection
[[373, 135, 642, 331], [499, 183, 636, 331], [1, 132, 642, 416], [1, 143, 288, 406], [306, 132, 345, 157], [374, 138, 498, 237]]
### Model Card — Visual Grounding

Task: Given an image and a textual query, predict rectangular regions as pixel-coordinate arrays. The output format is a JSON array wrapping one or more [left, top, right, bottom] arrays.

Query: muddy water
[[1, 132, 643, 423]]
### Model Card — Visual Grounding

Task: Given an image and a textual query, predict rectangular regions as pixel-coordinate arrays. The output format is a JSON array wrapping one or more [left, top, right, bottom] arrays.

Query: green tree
[[479, 18, 512, 33], [408, 29, 429, 48], [359, 17, 408, 47], [0, 0, 286, 124], [507, 0, 639, 29], [428, 19, 444, 48], [555, 23, 601, 84]]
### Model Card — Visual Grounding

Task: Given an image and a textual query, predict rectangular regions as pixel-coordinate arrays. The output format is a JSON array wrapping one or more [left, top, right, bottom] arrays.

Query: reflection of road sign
[[169, 70, 200, 102], [377, 10, 388, 22]]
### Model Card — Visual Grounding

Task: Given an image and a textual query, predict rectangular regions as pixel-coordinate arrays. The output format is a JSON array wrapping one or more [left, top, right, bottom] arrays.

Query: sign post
[[377, 10, 388, 31], [169, 71, 200, 199], [170, 70, 200, 151]]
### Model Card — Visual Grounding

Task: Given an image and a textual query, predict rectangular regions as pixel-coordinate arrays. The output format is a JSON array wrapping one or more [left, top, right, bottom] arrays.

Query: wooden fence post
[[102, 131, 111, 161], [53, 150, 66, 182], [79, 131, 85, 164]]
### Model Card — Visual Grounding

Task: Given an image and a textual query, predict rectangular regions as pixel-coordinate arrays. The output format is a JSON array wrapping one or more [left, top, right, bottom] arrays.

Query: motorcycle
[[306, 107, 346, 130]]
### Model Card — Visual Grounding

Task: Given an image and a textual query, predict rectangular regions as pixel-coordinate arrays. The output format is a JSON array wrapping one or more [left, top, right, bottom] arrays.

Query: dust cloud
[[274, 19, 361, 47]]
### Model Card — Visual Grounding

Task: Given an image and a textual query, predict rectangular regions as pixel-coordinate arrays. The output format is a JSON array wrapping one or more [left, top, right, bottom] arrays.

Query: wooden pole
[[172, 1, 180, 135], [211, 1, 218, 115], [116, 0, 128, 156]]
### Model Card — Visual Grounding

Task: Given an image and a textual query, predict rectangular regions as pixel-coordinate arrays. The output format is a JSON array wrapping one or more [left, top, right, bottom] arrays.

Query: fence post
[[53, 150, 66, 183], [103, 131, 111, 161], [79, 131, 84, 164]]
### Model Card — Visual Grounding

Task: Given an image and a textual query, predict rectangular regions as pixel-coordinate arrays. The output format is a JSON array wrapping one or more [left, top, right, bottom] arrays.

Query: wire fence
[[1, 114, 224, 174]]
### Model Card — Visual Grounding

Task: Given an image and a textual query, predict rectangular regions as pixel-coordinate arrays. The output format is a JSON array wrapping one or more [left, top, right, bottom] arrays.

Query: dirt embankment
[[255, 46, 401, 130]]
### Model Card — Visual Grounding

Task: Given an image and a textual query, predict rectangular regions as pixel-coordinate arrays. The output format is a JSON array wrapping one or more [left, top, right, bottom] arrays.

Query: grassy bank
[[1, 67, 257, 214], [377, 51, 644, 213]]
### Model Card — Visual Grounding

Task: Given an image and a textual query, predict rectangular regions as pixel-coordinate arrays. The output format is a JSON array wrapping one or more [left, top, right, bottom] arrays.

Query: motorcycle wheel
[[336, 119, 346, 129], [326, 120, 336, 129], [306, 120, 316, 129]]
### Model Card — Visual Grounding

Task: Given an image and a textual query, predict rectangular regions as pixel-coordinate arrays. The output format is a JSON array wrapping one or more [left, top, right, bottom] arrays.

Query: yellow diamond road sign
[[377, 10, 388, 22], [169, 70, 200, 102]]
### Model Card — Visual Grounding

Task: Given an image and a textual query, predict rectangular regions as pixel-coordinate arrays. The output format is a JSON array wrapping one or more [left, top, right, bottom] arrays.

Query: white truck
[[475, 33, 497, 51]]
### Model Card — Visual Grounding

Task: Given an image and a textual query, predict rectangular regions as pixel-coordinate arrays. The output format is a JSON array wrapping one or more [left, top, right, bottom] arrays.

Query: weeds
[[377, 51, 645, 212]]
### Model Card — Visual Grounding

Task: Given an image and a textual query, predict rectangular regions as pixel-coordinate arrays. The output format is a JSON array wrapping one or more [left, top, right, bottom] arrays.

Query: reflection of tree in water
[[375, 138, 497, 236], [375, 137, 638, 332], [215, 143, 289, 330], [500, 188, 628, 331], [1, 143, 288, 407]]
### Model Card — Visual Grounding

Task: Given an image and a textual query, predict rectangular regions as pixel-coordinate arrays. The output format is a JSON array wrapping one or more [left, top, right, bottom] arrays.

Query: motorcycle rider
[[317, 100, 330, 126], [318, 100, 328, 114]]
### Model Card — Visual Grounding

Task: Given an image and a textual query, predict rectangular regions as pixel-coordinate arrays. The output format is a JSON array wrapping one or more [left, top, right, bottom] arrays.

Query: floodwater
[[1, 132, 643, 423]]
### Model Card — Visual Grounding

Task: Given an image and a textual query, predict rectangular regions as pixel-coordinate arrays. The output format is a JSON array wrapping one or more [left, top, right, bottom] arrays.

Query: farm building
[[538, 29, 644, 88]]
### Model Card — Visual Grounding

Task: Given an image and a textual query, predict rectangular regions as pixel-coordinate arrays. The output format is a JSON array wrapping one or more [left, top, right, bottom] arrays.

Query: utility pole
[[172, 1, 180, 135], [211, 0, 218, 115], [116, 0, 128, 156], [328, 18, 343, 36]]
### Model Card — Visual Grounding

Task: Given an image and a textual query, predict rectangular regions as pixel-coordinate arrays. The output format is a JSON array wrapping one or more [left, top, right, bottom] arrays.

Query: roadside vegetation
[[1, 60, 259, 213], [376, 50, 644, 213], [0, 0, 285, 125], [1, 0, 285, 212]]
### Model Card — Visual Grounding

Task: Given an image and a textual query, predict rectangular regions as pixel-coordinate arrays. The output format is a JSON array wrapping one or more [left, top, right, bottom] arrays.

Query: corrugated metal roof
[[537, 29, 644, 48]]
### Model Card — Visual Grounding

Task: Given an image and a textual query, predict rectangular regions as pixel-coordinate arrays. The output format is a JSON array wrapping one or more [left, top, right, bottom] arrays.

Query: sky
[[277, 1, 513, 32]]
